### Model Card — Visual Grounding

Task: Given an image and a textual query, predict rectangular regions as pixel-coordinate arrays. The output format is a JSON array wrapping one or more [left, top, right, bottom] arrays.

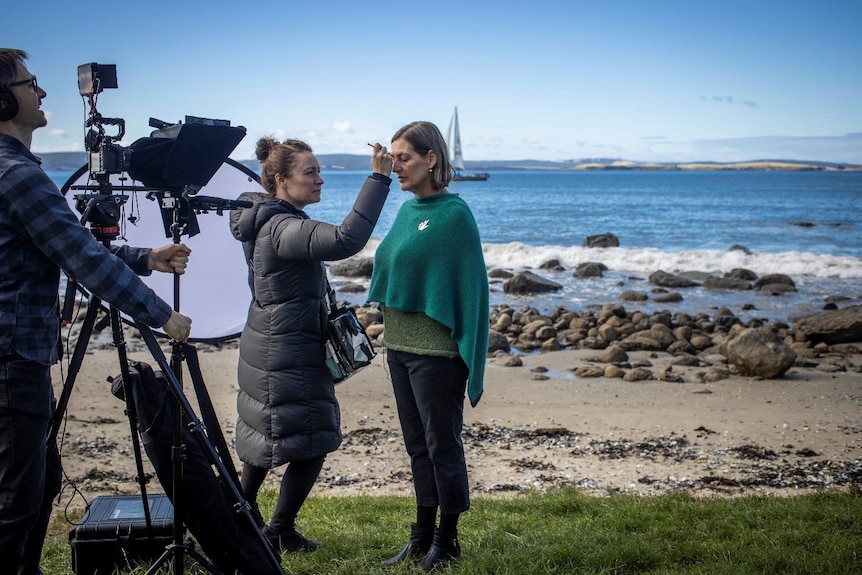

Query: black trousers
[[241, 455, 325, 535], [0, 358, 62, 575], [387, 350, 470, 514]]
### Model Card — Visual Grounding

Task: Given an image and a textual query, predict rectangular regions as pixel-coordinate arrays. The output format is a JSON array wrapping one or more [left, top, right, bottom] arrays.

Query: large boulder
[[329, 257, 375, 278], [653, 292, 683, 303], [649, 270, 699, 288], [726, 268, 758, 281], [754, 273, 797, 293], [725, 328, 797, 378], [488, 268, 515, 279], [794, 305, 862, 344], [583, 233, 619, 248], [487, 330, 510, 353], [596, 345, 628, 363], [539, 259, 565, 271], [574, 262, 607, 278], [503, 271, 563, 294]]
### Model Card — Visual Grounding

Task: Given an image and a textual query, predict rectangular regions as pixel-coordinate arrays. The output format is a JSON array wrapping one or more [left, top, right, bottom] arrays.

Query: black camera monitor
[[78, 63, 118, 96], [128, 119, 246, 189]]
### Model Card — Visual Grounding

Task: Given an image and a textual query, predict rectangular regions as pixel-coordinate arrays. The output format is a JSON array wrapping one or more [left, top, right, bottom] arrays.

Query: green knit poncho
[[368, 193, 489, 407]]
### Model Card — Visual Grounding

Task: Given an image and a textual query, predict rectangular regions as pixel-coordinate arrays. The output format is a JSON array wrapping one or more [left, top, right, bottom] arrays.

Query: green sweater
[[368, 192, 489, 407], [380, 307, 461, 357]]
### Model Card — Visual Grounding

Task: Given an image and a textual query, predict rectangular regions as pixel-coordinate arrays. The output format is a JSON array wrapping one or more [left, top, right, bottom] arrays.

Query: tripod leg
[[145, 543, 224, 575], [108, 305, 158, 536], [49, 292, 155, 502], [135, 323, 285, 574], [182, 345, 244, 492], [185, 544, 223, 574], [169, 341, 187, 575], [50, 292, 169, 563], [48, 292, 103, 446], [143, 546, 173, 575]]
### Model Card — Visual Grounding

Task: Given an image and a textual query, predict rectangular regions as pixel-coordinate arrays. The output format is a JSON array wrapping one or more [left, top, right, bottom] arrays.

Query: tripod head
[[73, 191, 129, 242], [147, 186, 253, 240]]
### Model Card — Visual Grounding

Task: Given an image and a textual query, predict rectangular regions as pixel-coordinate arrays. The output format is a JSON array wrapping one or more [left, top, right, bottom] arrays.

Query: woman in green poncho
[[368, 121, 489, 571]]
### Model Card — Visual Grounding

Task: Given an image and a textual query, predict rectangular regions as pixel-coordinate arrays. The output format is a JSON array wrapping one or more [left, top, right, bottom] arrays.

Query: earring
[[428, 168, 433, 173]]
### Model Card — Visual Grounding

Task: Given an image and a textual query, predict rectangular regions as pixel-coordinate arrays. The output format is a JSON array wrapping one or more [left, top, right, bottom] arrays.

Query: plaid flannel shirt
[[0, 134, 171, 365]]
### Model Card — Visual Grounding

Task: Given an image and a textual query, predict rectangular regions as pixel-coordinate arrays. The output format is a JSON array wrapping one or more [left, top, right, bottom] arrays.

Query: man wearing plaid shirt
[[0, 48, 193, 575]]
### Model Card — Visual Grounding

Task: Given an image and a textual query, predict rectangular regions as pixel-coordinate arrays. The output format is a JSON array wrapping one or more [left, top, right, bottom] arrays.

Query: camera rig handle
[[85, 113, 125, 143]]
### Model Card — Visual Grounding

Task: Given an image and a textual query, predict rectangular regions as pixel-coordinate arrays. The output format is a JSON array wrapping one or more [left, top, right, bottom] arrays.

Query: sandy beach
[[49, 329, 861, 517]]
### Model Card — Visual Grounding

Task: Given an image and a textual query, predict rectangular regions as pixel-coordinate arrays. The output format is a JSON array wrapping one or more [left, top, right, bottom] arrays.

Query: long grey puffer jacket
[[229, 173, 391, 468]]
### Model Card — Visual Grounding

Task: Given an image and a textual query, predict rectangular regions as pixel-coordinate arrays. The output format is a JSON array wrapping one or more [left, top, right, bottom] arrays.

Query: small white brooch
[[418, 219, 429, 231]]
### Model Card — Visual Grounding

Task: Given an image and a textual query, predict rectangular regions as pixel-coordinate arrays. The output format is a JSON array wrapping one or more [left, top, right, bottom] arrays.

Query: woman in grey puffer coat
[[230, 137, 392, 553]]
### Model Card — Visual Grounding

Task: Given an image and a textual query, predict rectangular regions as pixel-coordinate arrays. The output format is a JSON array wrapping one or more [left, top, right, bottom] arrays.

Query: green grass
[[43, 487, 861, 574]]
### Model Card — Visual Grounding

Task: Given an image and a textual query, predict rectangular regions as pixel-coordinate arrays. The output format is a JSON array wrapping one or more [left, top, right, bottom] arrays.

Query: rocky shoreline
[[350, 277, 862, 385], [52, 259, 862, 505]]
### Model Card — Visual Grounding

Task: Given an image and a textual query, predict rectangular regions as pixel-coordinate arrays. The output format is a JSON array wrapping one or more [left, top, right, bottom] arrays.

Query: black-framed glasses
[[8, 76, 38, 91]]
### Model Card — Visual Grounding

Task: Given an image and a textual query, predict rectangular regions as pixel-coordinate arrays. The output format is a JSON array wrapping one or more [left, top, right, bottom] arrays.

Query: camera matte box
[[68, 493, 174, 575]]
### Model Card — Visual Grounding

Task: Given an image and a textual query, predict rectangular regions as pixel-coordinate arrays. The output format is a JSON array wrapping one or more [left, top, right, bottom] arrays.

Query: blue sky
[[7, 0, 861, 163]]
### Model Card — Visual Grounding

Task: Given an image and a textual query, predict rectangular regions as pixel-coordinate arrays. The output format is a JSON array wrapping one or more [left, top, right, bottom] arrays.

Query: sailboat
[[446, 107, 489, 181]]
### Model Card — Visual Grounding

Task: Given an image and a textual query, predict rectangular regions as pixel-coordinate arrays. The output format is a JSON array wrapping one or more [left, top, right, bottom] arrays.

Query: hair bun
[[255, 137, 277, 162]]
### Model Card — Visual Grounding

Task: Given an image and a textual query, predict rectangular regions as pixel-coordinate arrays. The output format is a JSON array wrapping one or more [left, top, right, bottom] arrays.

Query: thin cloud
[[521, 137, 545, 150], [700, 95, 758, 107], [332, 121, 353, 134]]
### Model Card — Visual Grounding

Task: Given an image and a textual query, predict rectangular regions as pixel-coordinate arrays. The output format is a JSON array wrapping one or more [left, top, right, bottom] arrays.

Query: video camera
[[78, 63, 126, 176], [77, 62, 246, 188], [74, 62, 249, 240]]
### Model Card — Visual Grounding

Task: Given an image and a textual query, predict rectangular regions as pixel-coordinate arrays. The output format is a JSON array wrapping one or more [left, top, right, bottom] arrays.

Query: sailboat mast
[[448, 107, 465, 172], [445, 106, 488, 181]]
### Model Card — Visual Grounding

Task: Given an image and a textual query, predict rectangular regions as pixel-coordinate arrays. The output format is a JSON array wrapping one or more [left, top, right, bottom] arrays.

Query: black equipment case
[[68, 493, 174, 575]]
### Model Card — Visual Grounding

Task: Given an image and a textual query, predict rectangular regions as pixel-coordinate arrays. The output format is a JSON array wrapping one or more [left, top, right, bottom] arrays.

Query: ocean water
[[306, 170, 862, 323], [49, 168, 862, 339]]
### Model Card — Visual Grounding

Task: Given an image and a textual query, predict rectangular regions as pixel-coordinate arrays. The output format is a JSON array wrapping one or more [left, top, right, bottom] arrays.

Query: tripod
[[143, 186, 282, 575], [50, 186, 283, 575]]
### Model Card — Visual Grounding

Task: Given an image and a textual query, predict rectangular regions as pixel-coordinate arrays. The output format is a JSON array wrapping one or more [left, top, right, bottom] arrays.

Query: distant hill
[[245, 155, 862, 172], [39, 152, 90, 171], [36, 152, 861, 173]]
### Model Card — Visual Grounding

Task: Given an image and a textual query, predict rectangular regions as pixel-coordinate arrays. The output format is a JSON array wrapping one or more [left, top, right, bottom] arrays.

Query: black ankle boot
[[419, 528, 461, 571], [264, 527, 321, 553], [382, 523, 434, 565]]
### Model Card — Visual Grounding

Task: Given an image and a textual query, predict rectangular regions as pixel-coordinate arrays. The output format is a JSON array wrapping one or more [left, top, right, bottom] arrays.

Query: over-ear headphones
[[0, 86, 19, 121]]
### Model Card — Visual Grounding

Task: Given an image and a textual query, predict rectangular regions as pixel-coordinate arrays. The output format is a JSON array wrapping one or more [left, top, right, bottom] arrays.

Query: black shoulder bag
[[324, 284, 376, 383]]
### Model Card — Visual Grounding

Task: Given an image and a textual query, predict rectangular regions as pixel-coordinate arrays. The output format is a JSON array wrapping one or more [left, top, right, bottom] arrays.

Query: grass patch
[[41, 487, 861, 574]]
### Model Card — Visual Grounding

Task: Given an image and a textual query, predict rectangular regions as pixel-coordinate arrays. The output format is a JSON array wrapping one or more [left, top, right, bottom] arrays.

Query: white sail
[[445, 107, 489, 181], [446, 107, 465, 172]]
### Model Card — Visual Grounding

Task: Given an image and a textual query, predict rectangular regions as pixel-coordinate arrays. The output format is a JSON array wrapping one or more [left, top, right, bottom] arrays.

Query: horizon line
[[34, 150, 862, 169]]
